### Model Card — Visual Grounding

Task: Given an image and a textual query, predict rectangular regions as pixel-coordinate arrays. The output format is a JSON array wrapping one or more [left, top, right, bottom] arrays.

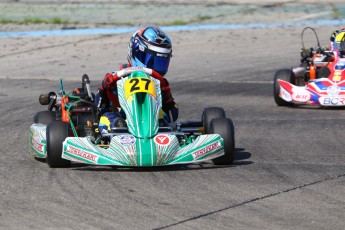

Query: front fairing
[[278, 77, 345, 106], [117, 71, 162, 138]]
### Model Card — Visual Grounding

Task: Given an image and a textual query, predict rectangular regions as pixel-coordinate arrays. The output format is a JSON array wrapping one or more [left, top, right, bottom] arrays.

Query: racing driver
[[330, 28, 345, 52], [95, 26, 179, 134]]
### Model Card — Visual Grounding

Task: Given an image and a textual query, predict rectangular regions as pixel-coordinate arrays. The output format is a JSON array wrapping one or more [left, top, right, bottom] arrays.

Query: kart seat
[[317, 66, 331, 79]]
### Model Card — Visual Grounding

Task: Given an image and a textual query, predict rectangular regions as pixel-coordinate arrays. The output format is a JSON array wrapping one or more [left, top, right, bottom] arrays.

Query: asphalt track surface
[[1, 25, 345, 230]]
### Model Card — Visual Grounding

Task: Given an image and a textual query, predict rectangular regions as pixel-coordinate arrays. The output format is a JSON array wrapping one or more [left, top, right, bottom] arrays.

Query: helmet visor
[[134, 48, 171, 76], [144, 53, 170, 76]]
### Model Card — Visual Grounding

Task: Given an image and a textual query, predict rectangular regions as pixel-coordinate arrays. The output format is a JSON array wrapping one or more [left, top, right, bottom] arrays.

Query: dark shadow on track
[[69, 147, 253, 172], [70, 163, 234, 172], [34, 157, 46, 163], [232, 148, 253, 166]]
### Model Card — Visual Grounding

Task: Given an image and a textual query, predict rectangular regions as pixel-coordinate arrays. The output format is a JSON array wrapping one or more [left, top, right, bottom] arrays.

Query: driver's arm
[[96, 73, 119, 113], [161, 78, 174, 105], [161, 78, 179, 122]]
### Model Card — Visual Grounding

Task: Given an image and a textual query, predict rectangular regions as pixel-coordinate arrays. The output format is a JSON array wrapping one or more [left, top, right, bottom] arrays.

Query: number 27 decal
[[124, 77, 156, 99]]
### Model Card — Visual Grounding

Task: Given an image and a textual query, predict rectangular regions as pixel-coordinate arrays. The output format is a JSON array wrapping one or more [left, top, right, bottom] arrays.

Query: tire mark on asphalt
[[154, 172, 345, 230], [0, 35, 111, 59]]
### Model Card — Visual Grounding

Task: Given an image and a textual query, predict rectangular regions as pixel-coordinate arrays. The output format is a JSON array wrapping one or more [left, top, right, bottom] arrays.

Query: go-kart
[[30, 67, 235, 168], [274, 27, 345, 107]]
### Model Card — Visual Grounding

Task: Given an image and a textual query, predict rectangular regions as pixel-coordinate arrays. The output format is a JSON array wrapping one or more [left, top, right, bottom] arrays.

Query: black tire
[[273, 69, 294, 106], [34, 111, 56, 125], [46, 121, 71, 168], [210, 118, 235, 165], [202, 107, 226, 134]]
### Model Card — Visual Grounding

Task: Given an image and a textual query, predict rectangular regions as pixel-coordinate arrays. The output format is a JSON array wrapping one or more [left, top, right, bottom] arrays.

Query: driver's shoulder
[[119, 63, 130, 70]]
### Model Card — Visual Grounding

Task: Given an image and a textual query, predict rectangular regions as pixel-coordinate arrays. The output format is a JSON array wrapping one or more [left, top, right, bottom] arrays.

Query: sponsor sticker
[[333, 75, 341, 82], [280, 87, 292, 102], [335, 62, 345, 70], [119, 135, 135, 146], [292, 93, 310, 102], [192, 141, 221, 159], [139, 44, 145, 52], [154, 134, 170, 146], [66, 146, 98, 162], [334, 70, 342, 76], [291, 88, 310, 102], [32, 138, 44, 153], [327, 85, 340, 96], [319, 97, 345, 106]]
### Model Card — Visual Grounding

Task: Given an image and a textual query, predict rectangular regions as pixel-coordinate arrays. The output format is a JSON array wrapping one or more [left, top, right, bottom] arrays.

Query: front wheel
[[210, 118, 235, 165], [46, 121, 71, 168], [273, 69, 294, 106], [202, 107, 226, 134], [34, 111, 56, 125]]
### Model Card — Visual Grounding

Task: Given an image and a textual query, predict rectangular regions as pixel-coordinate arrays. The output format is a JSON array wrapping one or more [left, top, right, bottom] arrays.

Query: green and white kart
[[30, 67, 235, 167]]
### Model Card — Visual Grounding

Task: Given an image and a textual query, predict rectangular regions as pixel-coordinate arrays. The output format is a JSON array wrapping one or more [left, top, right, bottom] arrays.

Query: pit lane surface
[[1, 26, 345, 229]]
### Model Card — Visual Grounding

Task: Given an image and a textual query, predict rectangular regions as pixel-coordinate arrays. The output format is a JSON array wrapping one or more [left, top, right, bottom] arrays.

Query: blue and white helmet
[[128, 26, 172, 76]]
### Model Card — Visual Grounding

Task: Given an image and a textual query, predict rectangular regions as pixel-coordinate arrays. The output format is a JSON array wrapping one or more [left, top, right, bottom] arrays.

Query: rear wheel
[[202, 107, 225, 134], [34, 111, 56, 125], [210, 118, 235, 165], [46, 121, 71, 168], [273, 69, 294, 106]]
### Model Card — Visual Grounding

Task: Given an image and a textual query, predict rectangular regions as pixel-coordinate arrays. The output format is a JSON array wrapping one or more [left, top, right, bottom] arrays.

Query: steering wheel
[[112, 67, 167, 87]]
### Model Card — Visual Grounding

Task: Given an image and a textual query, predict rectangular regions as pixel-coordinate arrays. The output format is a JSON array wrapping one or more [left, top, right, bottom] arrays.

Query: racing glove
[[163, 101, 179, 122], [94, 89, 110, 117]]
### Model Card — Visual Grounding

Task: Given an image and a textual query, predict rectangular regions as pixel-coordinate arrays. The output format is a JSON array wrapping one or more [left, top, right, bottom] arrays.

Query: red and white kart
[[274, 27, 345, 107], [274, 50, 345, 107]]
